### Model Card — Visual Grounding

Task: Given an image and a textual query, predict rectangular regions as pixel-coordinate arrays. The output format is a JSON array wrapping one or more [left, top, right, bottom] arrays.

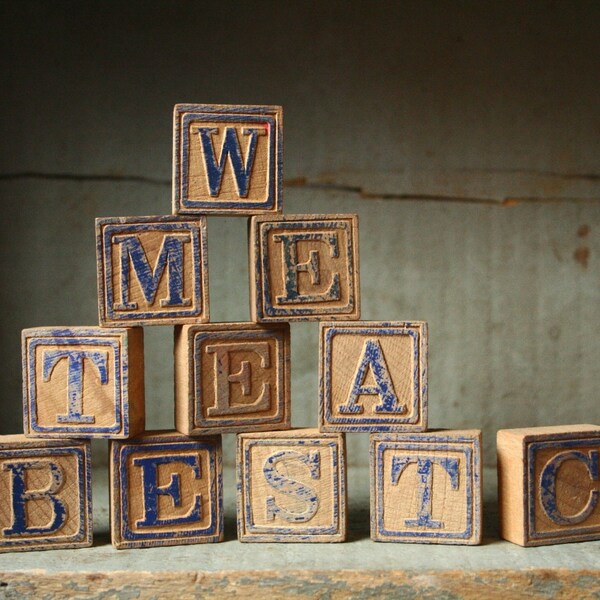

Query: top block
[[173, 104, 283, 215]]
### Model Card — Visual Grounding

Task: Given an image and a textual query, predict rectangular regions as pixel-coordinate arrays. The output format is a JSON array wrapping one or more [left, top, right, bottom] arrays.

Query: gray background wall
[[1, 1, 599, 467]]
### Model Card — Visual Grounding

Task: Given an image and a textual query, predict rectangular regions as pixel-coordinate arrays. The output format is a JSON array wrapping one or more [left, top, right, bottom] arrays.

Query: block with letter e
[[498, 424, 600, 546], [22, 327, 144, 438], [0, 435, 92, 552], [110, 431, 223, 549], [237, 428, 346, 542], [173, 103, 282, 215], [175, 322, 291, 435], [320, 321, 427, 432], [96, 215, 209, 326], [250, 214, 360, 322], [370, 430, 482, 544]]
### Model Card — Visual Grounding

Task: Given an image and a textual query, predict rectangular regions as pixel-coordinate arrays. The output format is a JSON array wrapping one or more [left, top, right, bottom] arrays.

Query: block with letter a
[[249, 214, 360, 322], [0, 435, 92, 552], [109, 431, 223, 549], [96, 215, 209, 326], [175, 322, 291, 435], [173, 104, 282, 215], [498, 424, 600, 546]]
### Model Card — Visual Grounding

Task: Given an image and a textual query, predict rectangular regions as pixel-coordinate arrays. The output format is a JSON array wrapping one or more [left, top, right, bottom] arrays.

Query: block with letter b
[[320, 321, 427, 432], [110, 431, 223, 549], [175, 322, 291, 435], [0, 436, 92, 552], [250, 214, 360, 322], [173, 103, 282, 215], [370, 430, 482, 544], [498, 424, 600, 546], [237, 428, 346, 542], [22, 327, 144, 438], [96, 215, 209, 326]]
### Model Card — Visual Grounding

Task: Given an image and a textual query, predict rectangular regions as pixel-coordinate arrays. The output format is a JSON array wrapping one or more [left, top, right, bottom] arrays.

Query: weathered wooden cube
[[249, 214, 360, 322], [110, 431, 223, 549], [96, 215, 209, 326], [498, 424, 600, 546], [22, 327, 144, 438], [0, 435, 92, 552], [320, 321, 427, 432], [237, 428, 346, 542], [173, 103, 282, 215], [370, 430, 482, 544], [175, 322, 291, 435]]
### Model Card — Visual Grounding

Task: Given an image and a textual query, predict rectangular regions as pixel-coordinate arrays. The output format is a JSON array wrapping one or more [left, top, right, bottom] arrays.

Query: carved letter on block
[[110, 431, 223, 549], [96, 215, 209, 326], [320, 321, 427, 432], [175, 322, 291, 435], [22, 327, 144, 438], [497, 424, 600, 546], [249, 214, 360, 322], [173, 104, 282, 215], [370, 430, 482, 544], [0, 436, 92, 552], [237, 429, 346, 542]]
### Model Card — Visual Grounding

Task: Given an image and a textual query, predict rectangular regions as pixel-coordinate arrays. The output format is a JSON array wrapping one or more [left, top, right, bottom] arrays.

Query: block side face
[[124, 327, 145, 437]]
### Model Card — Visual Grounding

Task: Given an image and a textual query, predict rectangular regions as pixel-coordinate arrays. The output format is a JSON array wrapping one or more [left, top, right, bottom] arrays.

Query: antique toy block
[[320, 321, 427, 432], [173, 103, 282, 216], [110, 431, 223, 549], [175, 322, 291, 435], [96, 215, 209, 326], [237, 428, 346, 542], [249, 214, 360, 322], [498, 424, 600, 546], [0, 435, 92, 552], [22, 327, 144, 438], [370, 430, 482, 544]]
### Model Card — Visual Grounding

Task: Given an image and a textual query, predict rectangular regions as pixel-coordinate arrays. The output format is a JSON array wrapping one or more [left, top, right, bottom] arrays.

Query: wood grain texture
[[110, 431, 223, 549], [174, 322, 291, 435], [96, 215, 209, 326], [249, 214, 360, 322], [22, 327, 144, 439], [319, 321, 427, 432], [370, 430, 482, 544], [237, 428, 346, 542], [172, 103, 283, 216], [497, 424, 600, 547], [0, 435, 92, 552]]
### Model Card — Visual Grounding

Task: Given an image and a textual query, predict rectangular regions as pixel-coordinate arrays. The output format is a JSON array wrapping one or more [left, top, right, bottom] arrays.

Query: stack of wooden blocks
[[4, 104, 600, 552]]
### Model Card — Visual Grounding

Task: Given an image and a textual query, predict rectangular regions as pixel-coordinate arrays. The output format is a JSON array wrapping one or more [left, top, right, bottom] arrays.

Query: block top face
[[250, 214, 360, 322], [173, 104, 282, 215], [320, 321, 427, 432], [96, 215, 209, 326]]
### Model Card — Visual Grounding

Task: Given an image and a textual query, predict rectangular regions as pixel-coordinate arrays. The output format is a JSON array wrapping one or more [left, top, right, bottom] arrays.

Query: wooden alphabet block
[[96, 215, 209, 326], [22, 327, 144, 438], [237, 428, 346, 542], [370, 430, 482, 544], [497, 424, 600, 546], [173, 103, 282, 215], [249, 214, 360, 322], [320, 321, 427, 432], [110, 431, 223, 549], [0, 435, 92, 552], [174, 322, 291, 435]]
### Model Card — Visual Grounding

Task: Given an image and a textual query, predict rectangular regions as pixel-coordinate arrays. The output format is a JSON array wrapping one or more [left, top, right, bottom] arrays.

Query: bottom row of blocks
[[3, 425, 600, 550]]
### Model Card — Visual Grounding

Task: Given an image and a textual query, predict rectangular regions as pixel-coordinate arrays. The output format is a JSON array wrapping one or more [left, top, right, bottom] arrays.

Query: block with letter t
[[173, 103, 282, 215], [370, 430, 482, 544], [0, 435, 92, 552], [237, 428, 346, 542], [96, 215, 209, 326], [22, 327, 144, 438], [110, 431, 223, 549], [249, 214, 360, 322]]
